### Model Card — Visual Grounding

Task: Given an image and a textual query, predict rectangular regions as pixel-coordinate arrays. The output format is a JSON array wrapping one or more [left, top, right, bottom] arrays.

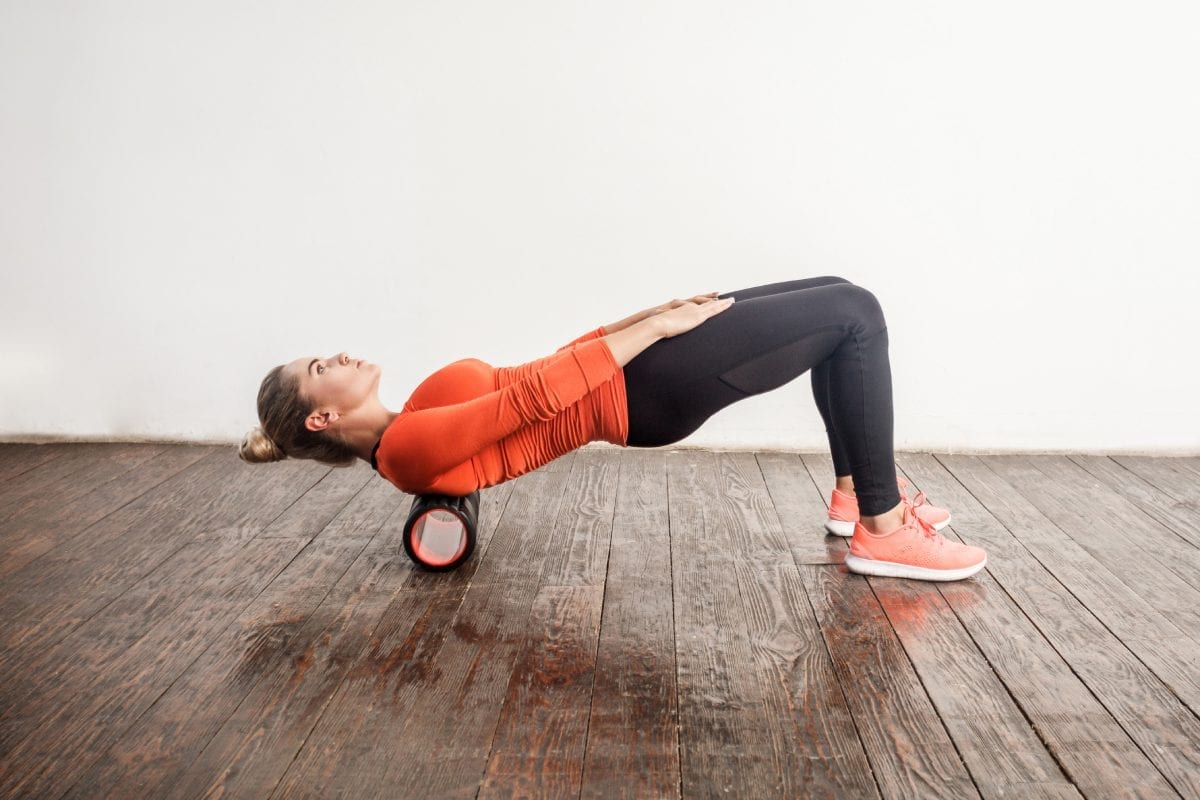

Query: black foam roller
[[401, 491, 480, 571]]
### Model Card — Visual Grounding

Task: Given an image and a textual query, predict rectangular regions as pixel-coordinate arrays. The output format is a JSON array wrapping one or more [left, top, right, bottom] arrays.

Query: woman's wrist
[[603, 307, 657, 336], [601, 316, 665, 367]]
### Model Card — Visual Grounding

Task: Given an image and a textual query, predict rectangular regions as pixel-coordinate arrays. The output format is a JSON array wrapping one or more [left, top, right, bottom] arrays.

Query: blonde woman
[[241, 276, 986, 581]]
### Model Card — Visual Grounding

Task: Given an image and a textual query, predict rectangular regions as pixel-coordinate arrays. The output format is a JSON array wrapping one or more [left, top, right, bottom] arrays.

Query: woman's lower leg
[[861, 500, 906, 533], [822, 312, 902, 519]]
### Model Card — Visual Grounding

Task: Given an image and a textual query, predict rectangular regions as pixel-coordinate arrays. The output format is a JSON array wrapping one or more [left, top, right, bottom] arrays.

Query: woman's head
[[239, 352, 382, 467]]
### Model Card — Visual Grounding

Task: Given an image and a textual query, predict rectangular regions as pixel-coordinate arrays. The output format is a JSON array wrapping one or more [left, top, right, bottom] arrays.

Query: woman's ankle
[[860, 500, 905, 534]]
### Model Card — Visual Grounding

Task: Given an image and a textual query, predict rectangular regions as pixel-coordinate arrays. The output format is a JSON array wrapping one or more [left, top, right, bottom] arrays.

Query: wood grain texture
[[267, 454, 581, 799], [801, 563, 980, 799], [2, 444, 1197, 799], [724, 451, 879, 798], [580, 448, 681, 800], [669, 450, 880, 799], [0, 460, 378, 798], [1070, 454, 1200, 551], [669, 449, 775, 798], [987, 454, 1200, 634], [870, 576, 1073, 795], [62, 470, 407, 798], [0, 443, 61, 484], [479, 584, 603, 798], [537, 447, 621, 587], [0, 447, 329, 670], [757, 450, 848, 565], [0, 444, 211, 579], [0, 443, 164, 514], [908, 453, 1188, 798]]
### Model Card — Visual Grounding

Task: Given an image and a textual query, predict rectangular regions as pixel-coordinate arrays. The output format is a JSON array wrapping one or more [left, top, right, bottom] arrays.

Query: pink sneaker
[[824, 476, 952, 537], [898, 475, 952, 531], [844, 503, 987, 581]]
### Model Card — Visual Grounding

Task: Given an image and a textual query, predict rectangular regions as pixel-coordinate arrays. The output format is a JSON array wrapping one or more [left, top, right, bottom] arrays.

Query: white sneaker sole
[[827, 512, 952, 537], [844, 552, 987, 582], [825, 518, 855, 537]]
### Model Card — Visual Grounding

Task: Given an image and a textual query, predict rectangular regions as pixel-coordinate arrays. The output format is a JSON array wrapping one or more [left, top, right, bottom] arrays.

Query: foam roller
[[401, 491, 480, 571]]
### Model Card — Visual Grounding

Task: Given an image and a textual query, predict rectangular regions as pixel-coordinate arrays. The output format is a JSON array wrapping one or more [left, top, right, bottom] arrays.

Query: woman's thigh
[[716, 275, 852, 302], [624, 279, 884, 447]]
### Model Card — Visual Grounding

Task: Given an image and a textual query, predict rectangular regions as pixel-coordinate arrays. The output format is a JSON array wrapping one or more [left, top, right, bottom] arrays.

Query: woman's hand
[[649, 292, 724, 316], [602, 292, 727, 336], [652, 295, 736, 338]]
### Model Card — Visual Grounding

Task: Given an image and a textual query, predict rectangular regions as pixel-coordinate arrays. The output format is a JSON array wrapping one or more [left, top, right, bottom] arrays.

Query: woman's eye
[[317, 364, 325, 374]]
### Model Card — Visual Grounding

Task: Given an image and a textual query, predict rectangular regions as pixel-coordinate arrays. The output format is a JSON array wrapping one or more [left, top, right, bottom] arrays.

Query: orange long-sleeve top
[[370, 326, 629, 496]]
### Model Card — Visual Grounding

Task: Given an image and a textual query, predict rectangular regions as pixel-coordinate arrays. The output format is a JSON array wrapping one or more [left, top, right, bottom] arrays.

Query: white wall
[[2, 0, 1197, 454]]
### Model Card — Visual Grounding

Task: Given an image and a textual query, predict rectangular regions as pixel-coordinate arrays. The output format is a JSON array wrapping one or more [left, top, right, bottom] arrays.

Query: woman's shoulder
[[402, 357, 496, 412]]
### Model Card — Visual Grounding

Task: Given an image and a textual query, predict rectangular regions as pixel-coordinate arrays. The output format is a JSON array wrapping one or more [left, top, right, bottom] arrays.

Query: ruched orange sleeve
[[375, 336, 624, 494]]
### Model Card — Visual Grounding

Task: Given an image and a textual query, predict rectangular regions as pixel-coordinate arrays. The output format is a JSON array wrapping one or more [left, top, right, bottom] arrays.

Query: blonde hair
[[238, 364, 358, 467]]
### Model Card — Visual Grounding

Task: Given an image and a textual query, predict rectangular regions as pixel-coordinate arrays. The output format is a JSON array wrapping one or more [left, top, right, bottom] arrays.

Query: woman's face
[[285, 352, 382, 430]]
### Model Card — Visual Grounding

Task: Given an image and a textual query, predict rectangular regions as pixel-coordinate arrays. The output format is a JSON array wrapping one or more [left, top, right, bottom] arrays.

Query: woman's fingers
[[708, 297, 735, 314]]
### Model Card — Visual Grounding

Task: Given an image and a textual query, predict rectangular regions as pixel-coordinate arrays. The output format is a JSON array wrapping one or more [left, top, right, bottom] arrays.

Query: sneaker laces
[[897, 475, 931, 516], [904, 503, 940, 541]]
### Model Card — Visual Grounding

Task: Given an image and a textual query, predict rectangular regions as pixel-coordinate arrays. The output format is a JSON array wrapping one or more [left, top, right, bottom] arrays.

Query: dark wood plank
[[1042, 455, 1200, 590], [757, 450, 848, 564], [0, 444, 210, 579], [973, 454, 1200, 718], [1110, 454, 1200, 499], [990, 455, 1200, 627], [668, 449, 771, 797], [911, 453, 1191, 797], [85, 475, 516, 799], [67, 472, 413, 798], [0, 443, 167, 522], [269, 455, 581, 798], [537, 447, 620, 587], [801, 563, 980, 799], [670, 450, 881, 799], [869, 577, 1079, 799], [0, 443, 61, 483], [0, 463, 377, 798], [801, 451, 1085, 795], [580, 448, 681, 800], [0, 448, 328, 677], [1070, 454, 1200, 549], [726, 451, 881, 797], [912, 455, 1185, 644], [479, 584, 603, 798], [1, 539, 300, 797], [5, 443, 1200, 798], [479, 448, 619, 796]]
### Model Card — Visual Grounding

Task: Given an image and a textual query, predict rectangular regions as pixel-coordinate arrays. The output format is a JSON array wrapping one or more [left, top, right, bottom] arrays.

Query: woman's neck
[[340, 403, 401, 463]]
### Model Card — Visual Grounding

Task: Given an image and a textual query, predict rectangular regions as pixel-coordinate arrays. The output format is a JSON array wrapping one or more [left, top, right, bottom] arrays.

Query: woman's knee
[[814, 275, 853, 286], [834, 284, 886, 332]]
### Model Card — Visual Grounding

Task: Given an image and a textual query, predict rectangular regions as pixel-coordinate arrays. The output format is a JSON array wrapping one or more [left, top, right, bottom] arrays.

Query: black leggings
[[623, 276, 902, 517]]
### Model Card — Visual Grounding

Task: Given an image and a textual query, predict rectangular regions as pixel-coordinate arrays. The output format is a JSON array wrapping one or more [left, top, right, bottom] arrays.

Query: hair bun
[[238, 425, 287, 464]]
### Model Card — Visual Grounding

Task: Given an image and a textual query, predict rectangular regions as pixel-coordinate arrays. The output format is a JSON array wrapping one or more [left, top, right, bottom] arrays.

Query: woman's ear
[[305, 409, 339, 432]]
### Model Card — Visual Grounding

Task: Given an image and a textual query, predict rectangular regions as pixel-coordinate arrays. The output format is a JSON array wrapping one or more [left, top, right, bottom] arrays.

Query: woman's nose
[[337, 352, 350, 365]]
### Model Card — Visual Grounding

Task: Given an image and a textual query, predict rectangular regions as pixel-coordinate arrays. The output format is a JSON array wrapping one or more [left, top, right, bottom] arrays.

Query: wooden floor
[[0, 444, 1198, 799]]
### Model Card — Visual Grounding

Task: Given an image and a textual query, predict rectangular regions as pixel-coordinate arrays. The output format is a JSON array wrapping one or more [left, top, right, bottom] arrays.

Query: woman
[[240, 276, 986, 582]]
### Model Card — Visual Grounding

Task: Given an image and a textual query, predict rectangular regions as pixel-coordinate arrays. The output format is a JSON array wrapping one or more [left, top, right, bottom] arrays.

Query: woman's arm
[[599, 316, 666, 367], [602, 292, 722, 335], [381, 338, 623, 488], [600, 293, 737, 366], [383, 302, 728, 490]]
